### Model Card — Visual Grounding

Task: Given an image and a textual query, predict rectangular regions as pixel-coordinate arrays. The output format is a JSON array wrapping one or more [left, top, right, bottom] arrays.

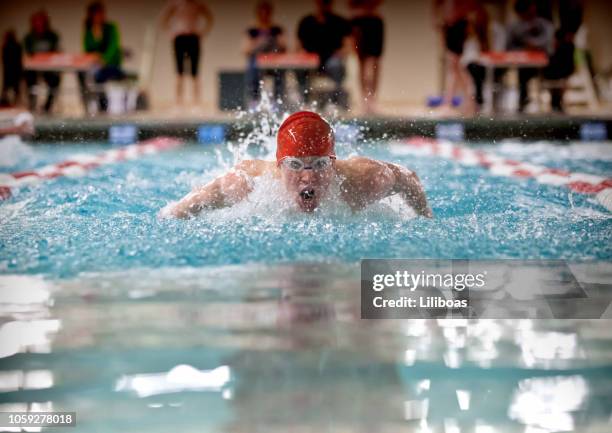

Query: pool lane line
[[396, 137, 612, 212], [0, 136, 183, 201]]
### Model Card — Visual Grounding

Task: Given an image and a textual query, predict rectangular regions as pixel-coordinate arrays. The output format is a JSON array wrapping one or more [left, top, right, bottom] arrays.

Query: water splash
[[0, 135, 34, 167], [216, 89, 364, 171]]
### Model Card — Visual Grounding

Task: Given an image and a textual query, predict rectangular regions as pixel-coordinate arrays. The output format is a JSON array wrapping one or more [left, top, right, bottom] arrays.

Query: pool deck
[[29, 113, 612, 143]]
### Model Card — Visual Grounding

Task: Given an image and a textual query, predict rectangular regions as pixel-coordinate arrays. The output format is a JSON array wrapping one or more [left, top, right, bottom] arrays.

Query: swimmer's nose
[[300, 168, 315, 181], [300, 188, 315, 200]]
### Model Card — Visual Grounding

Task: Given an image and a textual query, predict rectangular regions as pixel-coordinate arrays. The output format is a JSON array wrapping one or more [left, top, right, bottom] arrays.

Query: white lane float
[[0, 136, 183, 201], [391, 137, 612, 212]]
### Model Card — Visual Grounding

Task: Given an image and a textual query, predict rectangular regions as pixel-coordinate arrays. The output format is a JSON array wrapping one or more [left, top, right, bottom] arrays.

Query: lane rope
[[394, 137, 612, 212], [0, 136, 183, 201]]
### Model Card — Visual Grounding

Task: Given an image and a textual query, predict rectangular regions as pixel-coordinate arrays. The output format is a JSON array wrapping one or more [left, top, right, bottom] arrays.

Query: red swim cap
[[276, 111, 335, 164]]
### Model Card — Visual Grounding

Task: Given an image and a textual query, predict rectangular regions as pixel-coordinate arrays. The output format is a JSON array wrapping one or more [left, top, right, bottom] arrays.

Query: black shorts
[[174, 34, 200, 76], [444, 19, 468, 56], [352, 16, 384, 59]]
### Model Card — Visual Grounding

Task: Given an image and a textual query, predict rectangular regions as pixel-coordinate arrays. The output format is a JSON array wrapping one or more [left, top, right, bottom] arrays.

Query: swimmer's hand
[[160, 165, 255, 219]]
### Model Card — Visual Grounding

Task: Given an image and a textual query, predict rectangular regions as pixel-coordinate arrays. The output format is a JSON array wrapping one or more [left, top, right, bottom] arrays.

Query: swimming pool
[[1, 133, 611, 432]]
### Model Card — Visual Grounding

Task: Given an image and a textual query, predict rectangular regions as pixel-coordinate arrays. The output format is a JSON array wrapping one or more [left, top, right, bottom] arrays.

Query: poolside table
[[476, 50, 549, 114], [254, 53, 321, 108], [23, 52, 100, 73], [255, 53, 319, 71]]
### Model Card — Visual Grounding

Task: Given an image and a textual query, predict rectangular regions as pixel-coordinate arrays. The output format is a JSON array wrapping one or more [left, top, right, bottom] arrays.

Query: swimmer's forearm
[[166, 185, 224, 218], [389, 164, 433, 218], [165, 171, 253, 218], [404, 177, 433, 218]]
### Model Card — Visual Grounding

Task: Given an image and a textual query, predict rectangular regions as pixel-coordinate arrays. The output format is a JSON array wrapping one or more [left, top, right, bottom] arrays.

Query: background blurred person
[[542, 28, 576, 113], [507, 0, 554, 112], [432, 0, 486, 115], [23, 10, 61, 114], [161, 0, 213, 106], [79, 1, 125, 113], [350, 0, 384, 114], [462, 4, 491, 113], [243, 1, 286, 109], [540, 0, 583, 113], [296, 0, 352, 107], [1, 30, 22, 107]]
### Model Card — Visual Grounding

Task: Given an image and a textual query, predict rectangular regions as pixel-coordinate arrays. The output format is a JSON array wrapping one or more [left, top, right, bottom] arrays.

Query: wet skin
[[164, 156, 432, 218]]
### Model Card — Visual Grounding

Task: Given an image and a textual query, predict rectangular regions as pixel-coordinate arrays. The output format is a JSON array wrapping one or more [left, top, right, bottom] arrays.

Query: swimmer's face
[[279, 156, 335, 212]]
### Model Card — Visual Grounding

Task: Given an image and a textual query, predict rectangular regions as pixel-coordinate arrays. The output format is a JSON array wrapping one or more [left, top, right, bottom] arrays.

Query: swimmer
[[163, 111, 432, 218]]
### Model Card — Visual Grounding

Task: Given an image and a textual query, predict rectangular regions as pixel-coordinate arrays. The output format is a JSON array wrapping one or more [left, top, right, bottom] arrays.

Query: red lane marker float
[[397, 137, 612, 211], [0, 136, 183, 201], [0, 186, 11, 200]]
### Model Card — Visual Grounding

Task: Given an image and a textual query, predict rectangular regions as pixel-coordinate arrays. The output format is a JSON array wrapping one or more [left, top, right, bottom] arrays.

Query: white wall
[[1, 0, 610, 113]]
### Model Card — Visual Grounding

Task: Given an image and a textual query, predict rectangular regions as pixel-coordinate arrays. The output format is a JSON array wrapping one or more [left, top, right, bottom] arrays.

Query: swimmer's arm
[[163, 170, 252, 218], [161, 160, 267, 219], [387, 163, 433, 218]]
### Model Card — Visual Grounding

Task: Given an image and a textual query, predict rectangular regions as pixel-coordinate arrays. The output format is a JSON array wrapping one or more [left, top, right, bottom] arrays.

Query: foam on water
[[0, 135, 34, 167], [191, 170, 416, 224]]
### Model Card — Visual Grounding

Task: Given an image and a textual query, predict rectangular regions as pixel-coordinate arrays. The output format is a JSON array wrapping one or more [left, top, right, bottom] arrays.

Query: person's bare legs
[[442, 52, 475, 115], [192, 76, 200, 105], [358, 57, 368, 113], [176, 75, 184, 105], [455, 57, 475, 115], [368, 57, 380, 113], [359, 57, 380, 114]]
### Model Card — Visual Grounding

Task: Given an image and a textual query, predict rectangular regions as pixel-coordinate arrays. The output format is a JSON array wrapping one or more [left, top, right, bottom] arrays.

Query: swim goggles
[[280, 156, 335, 171]]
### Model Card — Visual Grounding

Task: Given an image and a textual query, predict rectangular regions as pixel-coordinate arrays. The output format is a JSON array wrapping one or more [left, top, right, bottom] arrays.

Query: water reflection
[[115, 365, 231, 398], [509, 375, 588, 432], [0, 265, 611, 432]]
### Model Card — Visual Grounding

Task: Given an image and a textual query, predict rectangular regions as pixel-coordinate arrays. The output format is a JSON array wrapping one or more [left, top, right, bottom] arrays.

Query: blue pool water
[[1, 138, 611, 277], [1, 134, 611, 432]]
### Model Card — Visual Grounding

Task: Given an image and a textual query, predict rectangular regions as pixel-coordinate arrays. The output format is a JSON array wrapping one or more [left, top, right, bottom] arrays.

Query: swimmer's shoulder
[[336, 156, 394, 180], [233, 159, 277, 177]]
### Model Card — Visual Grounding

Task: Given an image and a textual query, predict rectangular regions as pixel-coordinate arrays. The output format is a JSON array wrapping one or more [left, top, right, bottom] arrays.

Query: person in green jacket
[[78, 1, 125, 113]]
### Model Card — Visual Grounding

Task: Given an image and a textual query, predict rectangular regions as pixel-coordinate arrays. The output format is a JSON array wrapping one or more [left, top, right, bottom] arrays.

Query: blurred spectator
[[23, 11, 61, 113], [461, 4, 496, 112], [1, 31, 22, 107], [350, 0, 384, 113], [160, 0, 213, 105], [559, 0, 582, 35], [296, 0, 352, 107], [243, 1, 286, 107], [540, 0, 582, 112], [432, 0, 486, 115], [78, 1, 125, 113], [507, 0, 554, 112], [543, 28, 576, 112]]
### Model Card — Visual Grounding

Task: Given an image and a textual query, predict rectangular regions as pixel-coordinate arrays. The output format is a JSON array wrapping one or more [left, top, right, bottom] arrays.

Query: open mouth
[[297, 187, 317, 212], [299, 188, 315, 201]]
